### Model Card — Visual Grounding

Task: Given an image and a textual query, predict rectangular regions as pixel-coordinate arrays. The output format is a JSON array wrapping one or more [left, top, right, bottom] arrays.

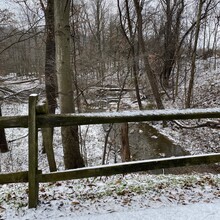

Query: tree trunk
[[120, 122, 131, 162], [186, 0, 203, 108], [54, 0, 84, 169], [162, 0, 173, 87], [40, 0, 57, 159], [43, 0, 57, 114], [0, 106, 9, 153], [212, 17, 220, 70], [117, 0, 142, 110], [133, 0, 164, 110], [161, 0, 184, 88]]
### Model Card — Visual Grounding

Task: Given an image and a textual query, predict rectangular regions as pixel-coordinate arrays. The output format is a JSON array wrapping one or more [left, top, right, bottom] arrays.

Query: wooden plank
[[39, 153, 220, 183], [37, 100, 57, 172], [36, 108, 220, 127], [0, 171, 28, 184], [0, 116, 28, 128], [42, 127, 57, 172], [0, 107, 219, 129], [0, 107, 9, 152], [28, 94, 39, 208]]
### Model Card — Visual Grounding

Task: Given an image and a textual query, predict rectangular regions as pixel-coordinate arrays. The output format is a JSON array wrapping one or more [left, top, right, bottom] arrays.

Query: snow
[[1, 173, 220, 219], [5, 201, 220, 220], [0, 58, 220, 219], [55, 108, 220, 118], [69, 202, 220, 220]]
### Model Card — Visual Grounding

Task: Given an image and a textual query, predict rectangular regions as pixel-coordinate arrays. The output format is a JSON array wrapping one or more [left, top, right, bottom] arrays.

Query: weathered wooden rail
[[1, 102, 220, 129], [0, 94, 220, 208]]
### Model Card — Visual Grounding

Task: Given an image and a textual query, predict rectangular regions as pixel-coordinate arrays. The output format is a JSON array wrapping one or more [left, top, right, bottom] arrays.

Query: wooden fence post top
[[29, 93, 38, 97], [28, 94, 39, 109], [29, 93, 38, 100]]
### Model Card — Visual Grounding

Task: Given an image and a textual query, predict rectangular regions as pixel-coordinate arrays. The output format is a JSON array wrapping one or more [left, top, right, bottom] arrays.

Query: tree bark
[[0, 106, 9, 153], [54, 0, 84, 169], [118, 0, 142, 110], [42, 0, 57, 114], [39, 0, 57, 158], [133, 0, 164, 110], [162, 0, 184, 88], [120, 122, 131, 162], [186, 0, 203, 108]]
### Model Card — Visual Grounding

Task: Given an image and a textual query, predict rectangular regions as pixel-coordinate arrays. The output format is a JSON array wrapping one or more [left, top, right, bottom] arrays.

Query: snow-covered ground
[[1, 173, 220, 219], [70, 201, 220, 220], [0, 58, 220, 219]]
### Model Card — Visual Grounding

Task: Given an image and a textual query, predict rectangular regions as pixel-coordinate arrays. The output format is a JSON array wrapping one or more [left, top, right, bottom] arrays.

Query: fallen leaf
[[72, 200, 80, 205], [0, 206, 6, 213]]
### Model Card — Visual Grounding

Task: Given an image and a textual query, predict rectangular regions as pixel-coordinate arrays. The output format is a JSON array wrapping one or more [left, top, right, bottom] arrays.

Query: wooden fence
[[0, 94, 220, 208]]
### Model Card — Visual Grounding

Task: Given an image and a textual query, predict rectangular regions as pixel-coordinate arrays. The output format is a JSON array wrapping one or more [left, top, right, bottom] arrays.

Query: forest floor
[[0, 57, 219, 219]]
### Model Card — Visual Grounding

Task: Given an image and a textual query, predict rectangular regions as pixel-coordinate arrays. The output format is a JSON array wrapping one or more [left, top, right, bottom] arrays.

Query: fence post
[[28, 94, 39, 208], [36, 100, 57, 172]]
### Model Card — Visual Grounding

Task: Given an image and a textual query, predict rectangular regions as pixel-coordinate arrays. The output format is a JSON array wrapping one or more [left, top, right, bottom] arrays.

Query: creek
[[88, 88, 218, 173], [128, 122, 189, 161], [105, 122, 189, 161]]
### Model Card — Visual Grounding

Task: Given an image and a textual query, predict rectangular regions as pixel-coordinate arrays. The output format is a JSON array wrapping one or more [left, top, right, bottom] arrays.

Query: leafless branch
[[8, 133, 28, 143]]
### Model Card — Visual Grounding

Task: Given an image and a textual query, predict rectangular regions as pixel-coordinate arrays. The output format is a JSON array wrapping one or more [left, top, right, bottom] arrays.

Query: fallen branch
[[4, 85, 39, 100], [172, 120, 220, 129], [0, 87, 16, 95], [7, 78, 39, 85]]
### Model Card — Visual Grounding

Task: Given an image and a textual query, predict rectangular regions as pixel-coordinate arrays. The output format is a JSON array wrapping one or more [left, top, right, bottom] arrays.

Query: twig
[[8, 133, 28, 143], [4, 85, 39, 99]]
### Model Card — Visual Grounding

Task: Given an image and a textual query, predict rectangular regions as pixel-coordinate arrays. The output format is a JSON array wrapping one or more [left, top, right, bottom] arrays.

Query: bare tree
[[40, 0, 57, 114], [212, 12, 220, 70], [160, 0, 185, 88], [54, 0, 84, 169], [0, 105, 9, 153], [0, 2, 44, 77], [118, 0, 142, 110], [0, 10, 12, 153], [120, 122, 130, 162], [186, 0, 209, 108], [133, 0, 164, 110]]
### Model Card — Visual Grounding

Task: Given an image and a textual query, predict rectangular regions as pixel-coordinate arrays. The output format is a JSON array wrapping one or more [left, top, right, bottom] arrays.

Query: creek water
[[87, 102, 190, 172], [103, 122, 189, 161], [87, 110, 219, 174], [88, 87, 188, 160], [107, 122, 219, 174], [128, 122, 189, 161], [89, 88, 189, 160], [87, 90, 218, 173]]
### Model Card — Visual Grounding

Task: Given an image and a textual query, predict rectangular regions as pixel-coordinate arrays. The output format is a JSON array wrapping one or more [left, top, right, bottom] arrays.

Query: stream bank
[[87, 86, 220, 174], [103, 122, 220, 174]]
